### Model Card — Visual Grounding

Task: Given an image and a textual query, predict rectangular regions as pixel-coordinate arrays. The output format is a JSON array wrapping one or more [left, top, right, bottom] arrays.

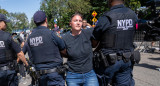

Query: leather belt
[[0, 66, 10, 70], [38, 68, 57, 75]]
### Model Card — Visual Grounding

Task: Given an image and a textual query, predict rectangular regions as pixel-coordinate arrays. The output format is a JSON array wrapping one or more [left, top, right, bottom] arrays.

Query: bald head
[[109, 0, 124, 2], [109, 0, 124, 7]]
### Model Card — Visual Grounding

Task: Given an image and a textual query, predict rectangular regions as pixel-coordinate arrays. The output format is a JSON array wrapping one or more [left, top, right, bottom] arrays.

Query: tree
[[40, 0, 69, 29], [88, 0, 142, 25], [1, 7, 29, 32], [87, 0, 108, 24], [40, 0, 92, 29], [8, 12, 29, 30], [139, 0, 149, 6], [0, 7, 12, 33], [0, 7, 8, 14], [29, 17, 36, 29], [124, 0, 141, 11]]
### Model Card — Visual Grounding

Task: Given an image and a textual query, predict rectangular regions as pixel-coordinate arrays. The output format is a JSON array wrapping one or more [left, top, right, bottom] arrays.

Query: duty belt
[[108, 53, 123, 61], [38, 68, 57, 75], [0, 66, 10, 70]]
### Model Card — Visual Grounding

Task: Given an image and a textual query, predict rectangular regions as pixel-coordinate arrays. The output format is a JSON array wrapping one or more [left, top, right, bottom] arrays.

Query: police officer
[[92, 0, 138, 86], [26, 11, 66, 86], [12, 32, 26, 83], [0, 13, 28, 86]]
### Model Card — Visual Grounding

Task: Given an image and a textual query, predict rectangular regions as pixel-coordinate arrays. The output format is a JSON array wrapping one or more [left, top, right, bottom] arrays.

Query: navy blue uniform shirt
[[0, 30, 21, 53], [23, 31, 65, 54], [26, 26, 65, 70], [93, 4, 135, 41], [0, 30, 21, 67], [93, 4, 138, 54], [93, 16, 110, 41], [51, 31, 65, 51]]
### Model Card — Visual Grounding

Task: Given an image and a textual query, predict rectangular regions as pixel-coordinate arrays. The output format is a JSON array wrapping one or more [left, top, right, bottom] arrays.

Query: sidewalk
[[133, 52, 160, 86], [20, 46, 160, 86]]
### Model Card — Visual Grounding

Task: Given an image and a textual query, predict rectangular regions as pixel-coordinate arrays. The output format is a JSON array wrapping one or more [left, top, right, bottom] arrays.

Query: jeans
[[104, 60, 135, 86], [0, 70, 18, 86], [66, 70, 99, 86]]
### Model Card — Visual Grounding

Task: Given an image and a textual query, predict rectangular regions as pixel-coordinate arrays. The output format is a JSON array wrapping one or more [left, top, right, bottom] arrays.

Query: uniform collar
[[37, 26, 48, 29], [110, 4, 125, 10]]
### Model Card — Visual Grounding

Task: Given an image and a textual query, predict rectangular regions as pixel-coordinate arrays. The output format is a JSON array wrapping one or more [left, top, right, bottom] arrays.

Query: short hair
[[70, 13, 83, 22], [35, 20, 45, 26]]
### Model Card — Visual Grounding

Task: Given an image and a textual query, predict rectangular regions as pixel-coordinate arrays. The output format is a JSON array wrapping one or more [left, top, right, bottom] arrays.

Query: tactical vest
[[28, 27, 62, 64], [101, 6, 137, 50], [0, 31, 15, 63]]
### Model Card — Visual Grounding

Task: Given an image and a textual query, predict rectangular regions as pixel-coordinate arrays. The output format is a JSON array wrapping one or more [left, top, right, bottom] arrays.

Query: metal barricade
[[134, 31, 160, 52]]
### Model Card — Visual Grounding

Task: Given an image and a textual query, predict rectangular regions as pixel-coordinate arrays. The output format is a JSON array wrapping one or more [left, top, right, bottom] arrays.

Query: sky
[[0, 0, 41, 22]]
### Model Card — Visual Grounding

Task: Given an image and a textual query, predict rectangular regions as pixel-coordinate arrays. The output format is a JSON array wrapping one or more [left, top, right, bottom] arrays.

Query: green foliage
[[29, 17, 36, 29], [40, 0, 92, 29], [40, 0, 67, 28], [124, 0, 141, 11], [67, 0, 91, 14], [6, 22, 13, 33], [86, 0, 109, 24], [0, 7, 8, 14], [1, 7, 29, 32], [1, 0, 152, 32], [8, 12, 29, 29], [0, 7, 12, 33], [38, 0, 156, 27], [89, 0, 108, 17]]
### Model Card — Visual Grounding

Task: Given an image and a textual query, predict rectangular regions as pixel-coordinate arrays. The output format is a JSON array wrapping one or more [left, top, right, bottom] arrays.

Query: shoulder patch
[[56, 32, 62, 38]]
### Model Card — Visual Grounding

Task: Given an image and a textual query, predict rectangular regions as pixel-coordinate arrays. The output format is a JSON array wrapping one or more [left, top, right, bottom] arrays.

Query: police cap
[[33, 11, 46, 24], [0, 13, 10, 23]]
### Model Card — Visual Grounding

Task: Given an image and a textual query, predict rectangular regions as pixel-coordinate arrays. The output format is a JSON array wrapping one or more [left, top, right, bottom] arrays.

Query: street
[[19, 52, 160, 86], [133, 52, 160, 86]]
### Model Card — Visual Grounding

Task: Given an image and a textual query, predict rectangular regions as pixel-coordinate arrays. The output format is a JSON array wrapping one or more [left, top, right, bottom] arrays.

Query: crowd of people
[[0, 0, 141, 86]]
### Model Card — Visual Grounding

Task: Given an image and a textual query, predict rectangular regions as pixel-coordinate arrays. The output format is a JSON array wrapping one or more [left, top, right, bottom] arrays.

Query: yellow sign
[[92, 11, 97, 17], [92, 17, 97, 22]]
